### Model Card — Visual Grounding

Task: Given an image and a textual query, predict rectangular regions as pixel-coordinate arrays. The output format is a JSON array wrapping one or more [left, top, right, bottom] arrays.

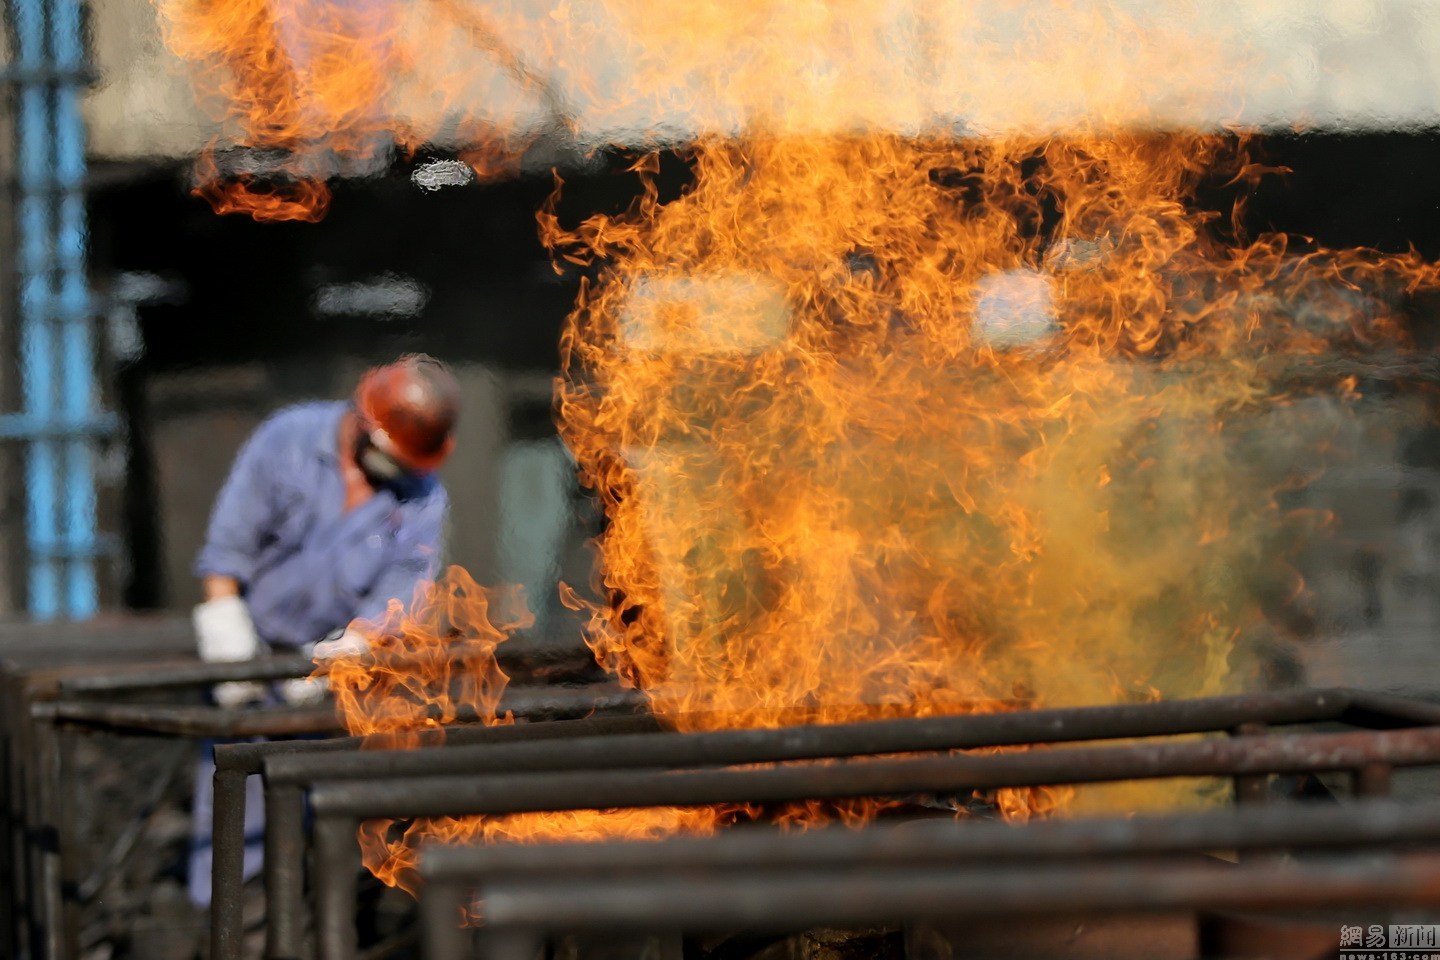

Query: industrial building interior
[[6, 2, 1440, 960]]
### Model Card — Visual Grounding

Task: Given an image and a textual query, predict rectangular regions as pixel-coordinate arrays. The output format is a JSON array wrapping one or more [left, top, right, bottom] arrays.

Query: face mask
[[355, 431, 408, 486]]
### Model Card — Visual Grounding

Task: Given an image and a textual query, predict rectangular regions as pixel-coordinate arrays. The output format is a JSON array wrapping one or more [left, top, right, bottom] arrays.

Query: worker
[[186, 353, 460, 905]]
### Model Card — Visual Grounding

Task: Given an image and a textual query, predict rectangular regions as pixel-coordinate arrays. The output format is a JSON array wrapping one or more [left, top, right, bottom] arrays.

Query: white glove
[[193, 596, 265, 707], [279, 629, 370, 706], [278, 677, 327, 706], [312, 628, 369, 661], [193, 596, 261, 662], [213, 679, 268, 708]]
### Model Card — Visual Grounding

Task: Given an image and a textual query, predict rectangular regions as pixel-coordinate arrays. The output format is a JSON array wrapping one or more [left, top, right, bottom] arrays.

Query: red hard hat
[[354, 355, 460, 472]]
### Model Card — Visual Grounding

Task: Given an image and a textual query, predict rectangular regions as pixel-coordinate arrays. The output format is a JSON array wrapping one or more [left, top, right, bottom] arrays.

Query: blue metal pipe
[[8, 0, 107, 618], [52, 0, 98, 616], [13, 0, 60, 618]]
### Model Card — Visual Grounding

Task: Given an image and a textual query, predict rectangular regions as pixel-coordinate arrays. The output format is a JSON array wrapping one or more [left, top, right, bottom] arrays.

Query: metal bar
[[41, 700, 341, 738], [270, 687, 1367, 788], [0, 655, 317, 701], [38, 652, 583, 696], [237, 715, 661, 960], [1355, 762, 1393, 798], [263, 785, 305, 960], [12, 0, 62, 621], [31, 713, 63, 959], [0, 66, 95, 85], [0, 402, 110, 435], [13, 677, 40, 956], [313, 723, 1440, 960], [3, 675, 34, 959], [430, 799, 1440, 960], [219, 714, 664, 776], [1231, 723, 1269, 805], [210, 767, 250, 960], [52, 656, 333, 693], [27, 537, 116, 561], [39, 682, 647, 738], [1342, 690, 1440, 728], [0, 679, 14, 959], [422, 797, 1440, 880], [315, 815, 361, 960], [477, 929, 543, 960], [473, 854, 1440, 935], [50, 0, 101, 619], [54, 725, 80, 959], [422, 878, 468, 960], [309, 725, 1440, 821], [246, 688, 1431, 960]]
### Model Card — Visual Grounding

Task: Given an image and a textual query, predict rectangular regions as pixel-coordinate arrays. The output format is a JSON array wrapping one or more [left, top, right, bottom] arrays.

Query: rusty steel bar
[[40, 700, 341, 738], [280, 686, 1370, 959], [218, 713, 663, 778], [311, 723, 1440, 960], [1, 671, 30, 960], [212, 714, 663, 960], [469, 853, 1440, 942], [53, 726, 81, 960], [0, 678, 15, 960], [210, 766, 250, 960], [309, 725, 1440, 822], [262, 784, 305, 960], [1231, 722, 1269, 805], [422, 796, 1440, 880], [3, 666, 54, 959], [41, 682, 644, 738], [1342, 689, 1440, 728], [315, 814, 363, 960], [421, 877, 468, 960], [30, 710, 63, 960], [265, 687, 1373, 790], [49, 655, 316, 694], [1355, 762, 1394, 798]]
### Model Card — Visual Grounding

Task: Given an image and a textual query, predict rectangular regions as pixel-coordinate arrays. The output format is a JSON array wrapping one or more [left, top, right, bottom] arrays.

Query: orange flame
[[171, 0, 1440, 888], [155, 0, 401, 217], [327, 565, 531, 746], [547, 132, 1439, 826]]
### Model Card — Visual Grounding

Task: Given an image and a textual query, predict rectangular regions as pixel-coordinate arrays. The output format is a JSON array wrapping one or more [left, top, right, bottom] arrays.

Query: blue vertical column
[[7, 0, 103, 618], [11, 0, 62, 619], [51, 0, 98, 616]]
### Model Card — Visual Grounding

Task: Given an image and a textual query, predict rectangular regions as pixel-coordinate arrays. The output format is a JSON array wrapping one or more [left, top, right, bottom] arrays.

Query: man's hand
[[279, 628, 371, 706], [312, 628, 370, 661], [193, 594, 265, 706], [194, 595, 260, 661]]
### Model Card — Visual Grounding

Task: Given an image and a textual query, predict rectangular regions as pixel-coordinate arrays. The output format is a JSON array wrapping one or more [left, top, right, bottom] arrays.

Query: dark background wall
[[77, 134, 1440, 645]]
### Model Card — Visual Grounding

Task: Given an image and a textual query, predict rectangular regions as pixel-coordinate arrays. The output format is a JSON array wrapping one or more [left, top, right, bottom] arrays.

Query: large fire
[[157, 0, 1440, 892]]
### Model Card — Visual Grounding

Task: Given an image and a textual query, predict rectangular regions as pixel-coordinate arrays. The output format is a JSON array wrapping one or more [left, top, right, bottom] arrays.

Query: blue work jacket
[[194, 401, 447, 648]]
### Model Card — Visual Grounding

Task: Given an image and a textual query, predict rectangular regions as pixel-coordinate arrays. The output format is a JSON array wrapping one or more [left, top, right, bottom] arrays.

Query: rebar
[[309, 725, 1440, 822]]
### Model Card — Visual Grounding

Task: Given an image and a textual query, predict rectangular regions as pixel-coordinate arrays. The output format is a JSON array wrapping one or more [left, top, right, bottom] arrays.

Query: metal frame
[[1, 649, 648, 960], [212, 703, 655, 960], [283, 687, 1440, 960], [420, 798, 1440, 960], [0, 655, 338, 960], [454, 854, 1440, 960]]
